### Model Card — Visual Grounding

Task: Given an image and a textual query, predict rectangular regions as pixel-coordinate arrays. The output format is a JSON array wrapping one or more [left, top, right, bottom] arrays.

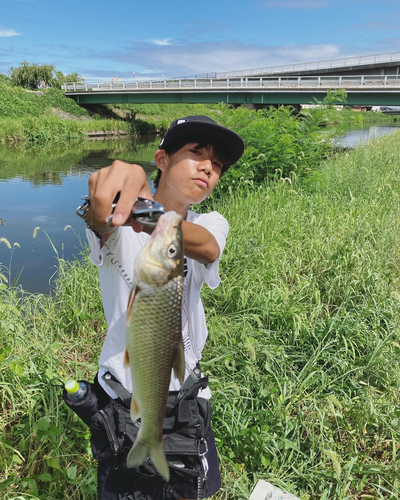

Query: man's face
[[158, 143, 223, 205]]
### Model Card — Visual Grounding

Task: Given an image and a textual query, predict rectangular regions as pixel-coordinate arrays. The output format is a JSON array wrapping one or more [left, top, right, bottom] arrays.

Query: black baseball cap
[[159, 115, 245, 166]]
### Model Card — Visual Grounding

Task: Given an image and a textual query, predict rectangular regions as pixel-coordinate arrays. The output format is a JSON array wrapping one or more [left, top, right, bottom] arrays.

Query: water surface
[[0, 137, 159, 294], [334, 123, 400, 148]]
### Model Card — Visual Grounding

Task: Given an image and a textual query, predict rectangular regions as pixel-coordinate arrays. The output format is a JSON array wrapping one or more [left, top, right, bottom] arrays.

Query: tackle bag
[[90, 367, 211, 484]]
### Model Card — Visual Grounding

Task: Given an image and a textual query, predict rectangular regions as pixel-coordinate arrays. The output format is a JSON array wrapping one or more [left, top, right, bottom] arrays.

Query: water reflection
[[0, 137, 159, 294], [0, 137, 160, 186]]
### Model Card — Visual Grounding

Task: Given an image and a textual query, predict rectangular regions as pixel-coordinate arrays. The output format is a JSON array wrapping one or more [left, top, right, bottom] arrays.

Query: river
[[1, 123, 399, 294], [0, 136, 160, 294], [334, 123, 400, 148]]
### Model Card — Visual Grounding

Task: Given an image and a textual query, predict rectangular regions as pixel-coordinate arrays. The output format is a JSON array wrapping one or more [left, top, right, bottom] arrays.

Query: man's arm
[[142, 221, 220, 265], [181, 221, 220, 264], [87, 161, 220, 264]]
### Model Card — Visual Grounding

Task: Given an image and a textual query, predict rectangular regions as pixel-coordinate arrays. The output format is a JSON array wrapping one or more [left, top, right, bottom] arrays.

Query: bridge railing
[[63, 74, 400, 92], [216, 51, 400, 78]]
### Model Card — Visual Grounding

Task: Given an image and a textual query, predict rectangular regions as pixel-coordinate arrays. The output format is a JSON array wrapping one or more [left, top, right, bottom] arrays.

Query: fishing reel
[[76, 193, 165, 228]]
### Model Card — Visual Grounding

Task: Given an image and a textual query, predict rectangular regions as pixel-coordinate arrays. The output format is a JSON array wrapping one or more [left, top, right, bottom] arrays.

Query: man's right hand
[[88, 160, 153, 237]]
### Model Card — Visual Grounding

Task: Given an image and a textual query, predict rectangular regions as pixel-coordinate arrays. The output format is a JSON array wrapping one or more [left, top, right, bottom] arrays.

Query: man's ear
[[154, 149, 168, 171]]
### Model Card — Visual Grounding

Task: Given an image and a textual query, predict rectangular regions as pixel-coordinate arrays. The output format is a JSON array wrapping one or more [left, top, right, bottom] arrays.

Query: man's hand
[[88, 160, 153, 237]]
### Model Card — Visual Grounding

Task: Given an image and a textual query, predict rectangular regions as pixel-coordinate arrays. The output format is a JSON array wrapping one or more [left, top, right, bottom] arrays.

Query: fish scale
[[123, 211, 185, 482], [127, 277, 184, 440]]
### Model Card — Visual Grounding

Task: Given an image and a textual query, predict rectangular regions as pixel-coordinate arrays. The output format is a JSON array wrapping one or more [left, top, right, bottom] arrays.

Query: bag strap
[[173, 363, 208, 407], [101, 372, 132, 407], [101, 362, 208, 409]]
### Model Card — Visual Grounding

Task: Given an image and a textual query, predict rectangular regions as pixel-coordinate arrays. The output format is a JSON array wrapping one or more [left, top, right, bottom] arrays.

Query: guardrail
[[217, 51, 400, 78], [63, 75, 400, 93]]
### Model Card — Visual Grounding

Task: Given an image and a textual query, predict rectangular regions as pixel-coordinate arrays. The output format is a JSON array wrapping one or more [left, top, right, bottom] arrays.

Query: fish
[[123, 210, 185, 482]]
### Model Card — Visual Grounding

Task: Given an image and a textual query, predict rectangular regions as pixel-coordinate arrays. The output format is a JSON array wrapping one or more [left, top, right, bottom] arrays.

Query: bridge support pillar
[[238, 103, 271, 111], [242, 103, 256, 110], [291, 104, 301, 114]]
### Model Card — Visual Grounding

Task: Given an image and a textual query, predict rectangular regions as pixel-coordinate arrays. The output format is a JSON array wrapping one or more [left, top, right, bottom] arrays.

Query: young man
[[85, 115, 244, 500]]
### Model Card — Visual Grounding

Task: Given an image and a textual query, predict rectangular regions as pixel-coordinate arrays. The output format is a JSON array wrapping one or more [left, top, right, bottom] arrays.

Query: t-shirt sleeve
[[86, 228, 103, 266], [191, 211, 229, 289], [86, 227, 124, 267]]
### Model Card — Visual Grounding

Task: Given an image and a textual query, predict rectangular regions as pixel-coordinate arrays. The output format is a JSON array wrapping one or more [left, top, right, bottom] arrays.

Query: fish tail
[[150, 442, 170, 482], [126, 439, 170, 482]]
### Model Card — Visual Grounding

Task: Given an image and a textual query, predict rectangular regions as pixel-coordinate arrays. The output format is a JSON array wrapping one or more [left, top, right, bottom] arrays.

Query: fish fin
[[126, 435, 169, 483], [130, 395, 141, 421], [127, 437, 170, 482], [126, 433, 148, 468], [149, 442, 170, 482], [126, 281, 140, 323], [172, 338, 185, 384], [123, 347, 130, 368]]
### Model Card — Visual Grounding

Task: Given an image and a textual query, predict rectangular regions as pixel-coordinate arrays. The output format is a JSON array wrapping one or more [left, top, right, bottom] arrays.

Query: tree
[[54, 70, 84, 87], [8, 61, 84, 90], [323, 88, 348, 106]]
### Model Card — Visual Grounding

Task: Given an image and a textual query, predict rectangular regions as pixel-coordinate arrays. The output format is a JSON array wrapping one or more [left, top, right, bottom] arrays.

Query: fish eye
[[167, 244, 177, 258]]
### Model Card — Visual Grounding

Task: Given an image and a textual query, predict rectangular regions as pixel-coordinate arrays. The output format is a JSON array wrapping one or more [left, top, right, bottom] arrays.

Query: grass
[[0, 83, 222, 145], [0, 116, 132, 145], [202, 131, 400, 499], [110, 102, 223, 135], [0, 84, 133, 145], [1, 132, 400, 499], [0, 84, 90, 119]]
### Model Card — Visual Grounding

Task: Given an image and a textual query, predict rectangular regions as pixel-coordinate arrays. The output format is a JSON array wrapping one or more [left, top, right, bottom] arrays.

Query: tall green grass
[[111, 102, 222, 135], [1, 132, 400, 499], [215, 105, 399, 188], [0, 84, 89, 119], [202, 131, 400, 499], [0, 253, 103, 499], [0, 116, 131, 145]]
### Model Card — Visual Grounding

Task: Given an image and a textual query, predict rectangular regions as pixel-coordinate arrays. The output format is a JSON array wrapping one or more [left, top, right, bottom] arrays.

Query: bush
[[214, 105, 335, 193], [0, 84, 90, 120]]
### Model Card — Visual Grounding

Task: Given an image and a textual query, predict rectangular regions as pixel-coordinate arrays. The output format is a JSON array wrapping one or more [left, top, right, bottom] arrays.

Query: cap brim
[[160, 121, 244, 165]]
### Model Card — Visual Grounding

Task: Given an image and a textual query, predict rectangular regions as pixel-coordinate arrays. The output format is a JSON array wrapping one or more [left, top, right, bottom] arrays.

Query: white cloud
[[149, 39, 173, 46], [262, 0, 328, 8], [42, 38, 400, 80], [101, 41, 342, 76], [0, 29, 21, 37]]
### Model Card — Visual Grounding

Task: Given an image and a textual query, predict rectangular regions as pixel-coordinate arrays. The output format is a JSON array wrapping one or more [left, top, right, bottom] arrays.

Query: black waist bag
[[90, 369, 211, 483]]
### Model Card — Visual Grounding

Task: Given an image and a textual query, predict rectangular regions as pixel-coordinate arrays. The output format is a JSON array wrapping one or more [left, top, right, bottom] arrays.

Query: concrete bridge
[[63, 74, 400, 107], [215, 51, 400, 78], [63, 52, 400, 108]]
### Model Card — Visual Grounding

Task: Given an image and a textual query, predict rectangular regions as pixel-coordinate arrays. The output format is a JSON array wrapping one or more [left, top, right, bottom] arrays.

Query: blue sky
[[1, 0, 400, 80]]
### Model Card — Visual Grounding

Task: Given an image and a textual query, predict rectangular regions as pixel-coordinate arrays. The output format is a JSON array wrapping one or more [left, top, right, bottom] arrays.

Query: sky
[[1, 0, 400, 81]]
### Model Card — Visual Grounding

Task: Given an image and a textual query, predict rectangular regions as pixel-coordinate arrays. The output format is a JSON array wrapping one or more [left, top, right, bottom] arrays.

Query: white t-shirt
[[86, 210, 229, 400]]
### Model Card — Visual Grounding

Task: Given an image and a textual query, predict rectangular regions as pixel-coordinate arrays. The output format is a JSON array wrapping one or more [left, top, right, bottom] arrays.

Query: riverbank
[[0, 80, 398, 146], [1, 131, 400, 499], [0, 81, 223, 144]]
